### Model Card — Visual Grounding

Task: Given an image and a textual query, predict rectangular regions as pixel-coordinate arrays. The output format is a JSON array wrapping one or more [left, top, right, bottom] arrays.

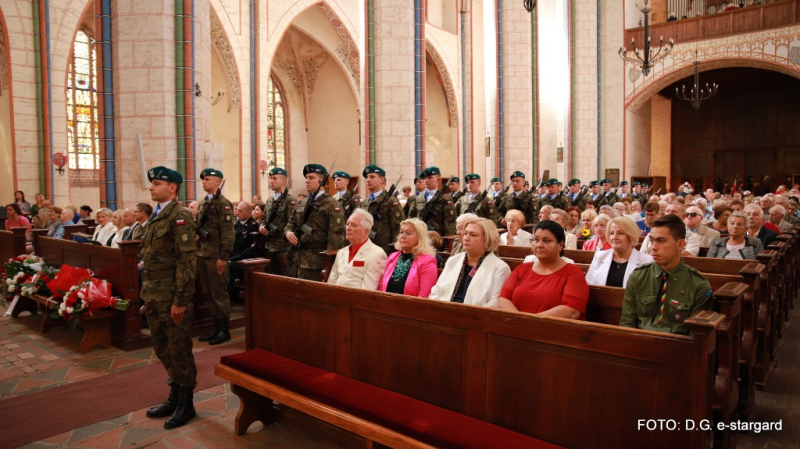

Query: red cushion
[[221, 349, 561, 449]]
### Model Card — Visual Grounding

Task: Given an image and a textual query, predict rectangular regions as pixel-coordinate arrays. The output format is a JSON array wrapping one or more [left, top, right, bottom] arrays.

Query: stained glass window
[[267, 75, 287, 169], [66, 29, 99, 170]]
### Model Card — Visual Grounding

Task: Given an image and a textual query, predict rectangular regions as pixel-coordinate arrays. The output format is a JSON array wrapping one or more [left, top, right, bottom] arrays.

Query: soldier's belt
[[143, 269, 175, 281]]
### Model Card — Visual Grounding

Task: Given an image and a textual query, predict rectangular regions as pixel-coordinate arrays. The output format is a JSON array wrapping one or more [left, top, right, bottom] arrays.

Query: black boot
[[208, 317, 231, 345], [164, 386, 196, 429], [198, 318, 219, 342], [146, 383, 179, 418]]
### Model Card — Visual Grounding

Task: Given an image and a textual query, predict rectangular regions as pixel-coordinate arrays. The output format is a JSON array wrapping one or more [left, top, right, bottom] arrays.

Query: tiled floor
[[1, 302, 798, 448]]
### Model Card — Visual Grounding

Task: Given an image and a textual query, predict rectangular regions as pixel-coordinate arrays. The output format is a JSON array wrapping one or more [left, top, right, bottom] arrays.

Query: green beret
[[589, 180, 599, 187], [568, 178, 581, 186], [491, 177, 501, 183], [200, 168, 224, 179], [548, 178, 559, 185], [424, 166, 441, 177], [601, 178, 612, 184], [557, 182, 563, 186], [148, 166, 183, 184], [303, 164, 328, 177], [642, 183, 649, 187], [633, 181, 641, 186], [620, 181, 629, 186], [449, 177, 460, 183], [465, 173, 480, 181], [362, 165, 386, 178], [268, 167, 288, 177], [332, 171, 351, 180], [510, 171, 525, 180], [418, 171, 427, 179]]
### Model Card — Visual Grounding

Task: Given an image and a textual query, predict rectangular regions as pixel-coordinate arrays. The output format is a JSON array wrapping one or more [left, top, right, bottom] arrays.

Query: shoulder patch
[[176, 219, 185, 226], [447, 201, 453, 205], [290, 201, 296, 205], [334, 207, 342, 212], [393, 202, 399, 207], [705, 289, 713, 297], [224, 206, 231, 210]]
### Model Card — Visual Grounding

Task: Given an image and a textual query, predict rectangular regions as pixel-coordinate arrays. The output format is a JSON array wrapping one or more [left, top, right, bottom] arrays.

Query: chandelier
[[675, 51, 718, 110], [618, 0, 674, 77], [522, 0, 536, 12]]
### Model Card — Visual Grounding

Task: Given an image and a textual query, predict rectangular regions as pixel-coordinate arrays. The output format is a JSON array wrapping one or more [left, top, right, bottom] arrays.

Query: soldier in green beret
[[412, 167, 457, 236], [447, 177, 462, 195], [195, 168, 235, 345], [405, 172, 427, 218], [332, 171, 360, 220], [259, 167, 296, 276], [620, 214, 714, 335], [565, 178, 585, 210], [539, 178, 567, 211], [457, 174, 497, 223], [618, 180, 631, 199], [598, 178, 619, 207], [360, 165, 404, 254], [490, 177, 506, 202], [584, 180, 601, 204], [284, 164, 346, 281], [497, 171, 536, 227], [140, 166, 198, 429]]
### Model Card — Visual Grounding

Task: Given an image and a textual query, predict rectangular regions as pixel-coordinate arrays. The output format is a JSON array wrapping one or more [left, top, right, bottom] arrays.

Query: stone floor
[[1, 302, 798, 448]]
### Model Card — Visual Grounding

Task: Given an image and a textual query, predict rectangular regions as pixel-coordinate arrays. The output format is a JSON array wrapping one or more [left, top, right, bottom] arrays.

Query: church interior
[[1, 0, 800, 447]]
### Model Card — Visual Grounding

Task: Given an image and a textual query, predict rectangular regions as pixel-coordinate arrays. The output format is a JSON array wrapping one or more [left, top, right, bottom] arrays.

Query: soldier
[[404, 174, 426, 217], [619, 214, 713, 335], [414, 166, 457, 236], [195, 168, 235, 346], [447, 177, 461, 194], [458, 173, 497, 223], [259, 167, 296, 276], [618, 181, 631, 199], [332, 171, 360, 220], [598, 178, 619, 207], [140, 166, 198, 429], [360, 164, 404, 254], [539, 178, 567, 211], [565, 179, 585, 210], [584, 180, 601, 204], [227, 202, 259, 302], [497, 171, 536, 226], [490, 177, 506, 201], [284, 164, 346, 281]]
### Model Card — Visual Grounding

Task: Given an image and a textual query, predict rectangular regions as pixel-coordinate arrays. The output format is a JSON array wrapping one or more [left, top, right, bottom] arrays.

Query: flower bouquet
[[2, 255, 59, 314], [46, 265, 130, 328]]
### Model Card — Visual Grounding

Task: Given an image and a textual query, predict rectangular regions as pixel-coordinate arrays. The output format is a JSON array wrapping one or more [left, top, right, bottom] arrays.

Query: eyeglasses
[[685, 212, 701, 218]]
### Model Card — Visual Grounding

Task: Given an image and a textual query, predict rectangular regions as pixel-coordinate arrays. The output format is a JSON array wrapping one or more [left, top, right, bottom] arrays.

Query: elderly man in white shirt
[[641, 203, 701, 257], [327, 208, 387, 290], [684, 205, 720, 247]]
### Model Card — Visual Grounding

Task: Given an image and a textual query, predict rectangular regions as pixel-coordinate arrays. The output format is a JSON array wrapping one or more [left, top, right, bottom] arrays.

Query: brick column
[[573, 0, 599, 183]]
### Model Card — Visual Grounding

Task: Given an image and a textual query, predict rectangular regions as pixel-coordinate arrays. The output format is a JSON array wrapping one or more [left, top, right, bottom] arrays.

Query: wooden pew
[[231, 272, 723, 449], [0, 228, 28, 262]]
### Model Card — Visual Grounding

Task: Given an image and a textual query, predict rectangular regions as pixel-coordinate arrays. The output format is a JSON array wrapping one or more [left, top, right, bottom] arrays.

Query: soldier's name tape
[[637, 419, 783, 433]]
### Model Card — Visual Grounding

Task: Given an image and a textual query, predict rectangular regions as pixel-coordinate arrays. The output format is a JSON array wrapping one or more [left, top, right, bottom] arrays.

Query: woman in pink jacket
[[379, 218, 438, 298]]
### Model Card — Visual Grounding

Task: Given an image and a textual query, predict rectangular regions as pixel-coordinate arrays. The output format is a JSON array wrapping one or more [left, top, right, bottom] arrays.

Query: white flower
[[6, 279, 12, 285], [77, 292, 85, 299], [66, 307, 73, 314], [29, 263, 41, 272], [59, 302, 66, 311], [8, 285, 15, 292], [81, 300, 88, 308]]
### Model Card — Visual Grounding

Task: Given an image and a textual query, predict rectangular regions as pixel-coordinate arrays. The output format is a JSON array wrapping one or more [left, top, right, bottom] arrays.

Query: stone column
[[573, 0, 599, 184], [500, 1, 533, 179]]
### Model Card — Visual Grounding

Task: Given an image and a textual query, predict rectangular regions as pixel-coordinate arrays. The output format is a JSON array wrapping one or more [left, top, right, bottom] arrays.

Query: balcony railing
[[624, 0, 799, 45]]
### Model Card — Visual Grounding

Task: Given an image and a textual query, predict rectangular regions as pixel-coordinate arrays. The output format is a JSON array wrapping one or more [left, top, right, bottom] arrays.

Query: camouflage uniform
[[261, 191, 297, 276], [498, 191, 537, 226], [564, 191, 586, 210], [361, 191, 404, 254], [457, 193, 498, 223], [140, 200, 197, 389], [414, 190, 457, 236], [196, 193, 235, 319], [538, 194, 568, 212], [284, 193, 346, 281]]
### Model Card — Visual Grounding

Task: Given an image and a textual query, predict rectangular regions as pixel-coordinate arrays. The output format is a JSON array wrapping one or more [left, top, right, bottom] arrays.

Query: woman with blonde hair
[[429, 218, 511, 307], [582, 214, 612, 251], [579, 209, 597, 237], [110, 210, 130, 248], [585, 216, 653, 287], [500, 209, 532, 246], [379, 218, 439, 297], [92, 208, 118, 246]]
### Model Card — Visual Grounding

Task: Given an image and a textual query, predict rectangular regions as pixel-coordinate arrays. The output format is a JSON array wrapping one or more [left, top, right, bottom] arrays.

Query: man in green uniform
[[260, 167, 296, 276], [457, 173, 497, 222], [404, 174, 426, 218], [141, 167, 198, 429], [618, 180, 631, 199], [564, 178, 585, 210], [413, 167, 456, 236], [447, 177, 462, 195], [584, 180, 601, 204], [490, 177, 506, 202], [497, 171, 536, 226], [284, 164, 346, 281], [196, 168, 235, 345], [598, 178, 619, 207], [620, 214, 714, 335], [332, 170, 360, 220], [539, 178, 567, 211], [360, 164, 404, 254]]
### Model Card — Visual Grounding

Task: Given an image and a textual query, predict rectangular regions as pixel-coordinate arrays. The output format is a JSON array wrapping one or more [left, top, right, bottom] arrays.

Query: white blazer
[[428, 252, 511, 308], [564, 232, 577, 250], [500, 229, 532, 246], [92, 223, 118, 247], [585, 248, 653, 288], [327, 239, 387, 291]]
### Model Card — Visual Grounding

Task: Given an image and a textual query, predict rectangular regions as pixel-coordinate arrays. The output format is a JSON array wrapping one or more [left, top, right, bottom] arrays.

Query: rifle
[[451, 188, 468, 203], [340, 181, 360, 215], [421, 175, 455, 225], [265, 188, 289, 236], [571, 186, 588, 206], [466, 189, 489, 214], [196, 179, 226, 241], [285, 159, 336, 265], [654, 188, 662, 196], [605, 188, 618, 198], [373, 174, 403, 221]]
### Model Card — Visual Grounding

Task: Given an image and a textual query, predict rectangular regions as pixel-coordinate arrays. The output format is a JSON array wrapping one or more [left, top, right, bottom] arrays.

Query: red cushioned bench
[[216, 349, 563, 449]]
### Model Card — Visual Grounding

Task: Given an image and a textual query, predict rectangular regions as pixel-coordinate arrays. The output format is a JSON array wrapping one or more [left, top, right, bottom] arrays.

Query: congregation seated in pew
[[585, 216, 653, 287], [707, 211, 763, 259], [641, 203, 701, 257], [620, 214, 714, 335], [429, 218, 510, 307], [549, 208, 578, 250], [327, 208, 387, 290], [450, 212, 478, 256], [745, 203, 779, 248], [498, 220, 589, 319], [91, 208, 118, 246], [499, 209, 531, 246], [378, 218, 438, 297], [582, 213, 612, 251], [47, 207, 71, 239]]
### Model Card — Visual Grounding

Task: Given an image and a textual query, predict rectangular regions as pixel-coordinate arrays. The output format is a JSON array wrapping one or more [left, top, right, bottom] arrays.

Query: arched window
[[267, 74, 287, 169], [66, 29, 99, 170]]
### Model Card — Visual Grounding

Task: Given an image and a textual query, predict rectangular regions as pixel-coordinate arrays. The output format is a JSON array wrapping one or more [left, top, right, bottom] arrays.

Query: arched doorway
[[425, 43, 459, 178]]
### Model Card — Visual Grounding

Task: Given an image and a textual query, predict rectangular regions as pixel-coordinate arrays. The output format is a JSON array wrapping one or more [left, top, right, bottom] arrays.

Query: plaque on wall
[[557, 147, 563, 163], [605, 169, 620, 186]]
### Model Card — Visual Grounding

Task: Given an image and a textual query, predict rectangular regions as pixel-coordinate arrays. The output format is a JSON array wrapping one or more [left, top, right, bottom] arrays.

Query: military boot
[[164, 386, 196, 429], [198, 318, 219, 342], [146, 383, 179, 418], [208, 317, 231, 345]]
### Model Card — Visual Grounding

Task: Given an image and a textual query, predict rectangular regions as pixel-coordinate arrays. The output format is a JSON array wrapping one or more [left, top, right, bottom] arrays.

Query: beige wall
[[425, 58, 456, 178], [0, 83, 13, 204], [210, 52, 241, 200], [650, 94, 671, 184], [625, 100, 652, 180]]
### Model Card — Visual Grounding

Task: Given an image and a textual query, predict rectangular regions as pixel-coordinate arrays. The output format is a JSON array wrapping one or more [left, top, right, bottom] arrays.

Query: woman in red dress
[[498, 220, 590, 319]]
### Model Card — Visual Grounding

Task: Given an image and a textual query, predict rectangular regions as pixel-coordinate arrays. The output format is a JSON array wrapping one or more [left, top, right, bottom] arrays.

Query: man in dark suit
[[227, 201, 259, 301], [745, 204, 777, 248], [130, 203, 153, 241]]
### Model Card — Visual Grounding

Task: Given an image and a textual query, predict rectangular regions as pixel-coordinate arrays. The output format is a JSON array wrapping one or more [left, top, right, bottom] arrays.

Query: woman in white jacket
[[429, 218, 511, 308], [92, 208, 118, 246], [585, 216, 653, 287]]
